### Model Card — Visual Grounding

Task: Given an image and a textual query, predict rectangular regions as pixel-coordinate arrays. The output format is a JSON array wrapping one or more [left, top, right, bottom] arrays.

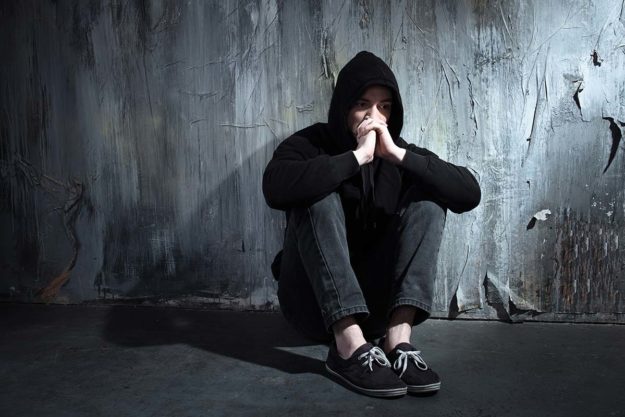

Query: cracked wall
[[1, 0, 624, 322]]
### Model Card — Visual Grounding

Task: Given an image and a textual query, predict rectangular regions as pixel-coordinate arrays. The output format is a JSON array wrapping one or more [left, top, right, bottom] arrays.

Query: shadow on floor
[[101, 305, 327, 376]]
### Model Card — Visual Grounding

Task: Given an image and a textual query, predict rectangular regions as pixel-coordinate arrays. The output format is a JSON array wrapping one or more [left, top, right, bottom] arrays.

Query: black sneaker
[[380, 338, 441, 394], [325, 342, 407, 398]]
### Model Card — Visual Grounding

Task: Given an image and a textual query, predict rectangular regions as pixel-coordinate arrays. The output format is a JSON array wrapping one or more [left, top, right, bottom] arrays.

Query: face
[[346, 85, 393, 137]]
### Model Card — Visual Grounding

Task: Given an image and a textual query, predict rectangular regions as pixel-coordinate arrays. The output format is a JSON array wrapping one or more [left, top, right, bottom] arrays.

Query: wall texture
[[1, 0, 624, 322]]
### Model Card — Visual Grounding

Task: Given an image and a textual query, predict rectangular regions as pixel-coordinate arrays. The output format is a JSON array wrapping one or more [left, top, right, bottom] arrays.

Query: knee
[[289, 192, 343, 222], [402, 199, 446, 229], [309, 192, 342, 214]]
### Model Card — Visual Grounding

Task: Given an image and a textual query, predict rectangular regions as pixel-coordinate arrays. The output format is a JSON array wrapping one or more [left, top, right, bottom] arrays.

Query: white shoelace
[[393, 349, 429, 378], [358, 346, 391, 372]]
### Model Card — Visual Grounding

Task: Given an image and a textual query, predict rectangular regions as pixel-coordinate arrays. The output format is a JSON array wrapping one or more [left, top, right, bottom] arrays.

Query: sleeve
[[397, 138, 481, 214], [262, 135, 360, 210]]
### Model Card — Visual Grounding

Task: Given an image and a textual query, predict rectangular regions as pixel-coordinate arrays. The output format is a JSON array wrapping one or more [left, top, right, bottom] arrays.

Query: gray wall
[[1, 0, 624, 322]]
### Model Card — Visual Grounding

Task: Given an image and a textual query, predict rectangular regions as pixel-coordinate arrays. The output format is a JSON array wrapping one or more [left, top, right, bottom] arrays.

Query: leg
[[353, 188, 446, 345], [347, 186, 446, 350], [276, 227, 329, 341], [277, 193, 369, 354], [383, 188, 446, 351], [359, 188, 445, 394]]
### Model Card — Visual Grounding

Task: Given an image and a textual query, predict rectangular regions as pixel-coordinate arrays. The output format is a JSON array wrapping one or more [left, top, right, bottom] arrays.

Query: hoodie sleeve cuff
[[401, 149, 429, 179], [330, 151, 360, 181]]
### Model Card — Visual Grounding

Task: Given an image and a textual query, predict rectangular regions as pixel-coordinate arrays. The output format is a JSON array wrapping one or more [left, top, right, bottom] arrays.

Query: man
[[262, 51, 480, 398]]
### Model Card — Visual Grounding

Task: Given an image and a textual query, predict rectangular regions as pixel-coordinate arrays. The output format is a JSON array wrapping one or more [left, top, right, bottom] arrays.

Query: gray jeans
[[276, 187, 446, 342]]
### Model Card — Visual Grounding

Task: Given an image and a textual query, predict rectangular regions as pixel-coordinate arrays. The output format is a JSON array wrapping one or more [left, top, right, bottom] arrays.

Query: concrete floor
[[1, 304, 624, 417]]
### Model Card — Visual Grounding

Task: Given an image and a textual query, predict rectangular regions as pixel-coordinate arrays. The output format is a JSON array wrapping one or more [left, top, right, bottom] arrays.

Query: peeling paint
[[527, 209, 552, 230], [591, 50, 603, 67], [602, 117, 623, 173]]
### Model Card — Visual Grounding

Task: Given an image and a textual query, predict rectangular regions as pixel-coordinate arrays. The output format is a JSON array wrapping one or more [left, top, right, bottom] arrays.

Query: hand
[[355, 117, 406, 165], [374, 123, 406, 165], [353, 129, 376, 166]]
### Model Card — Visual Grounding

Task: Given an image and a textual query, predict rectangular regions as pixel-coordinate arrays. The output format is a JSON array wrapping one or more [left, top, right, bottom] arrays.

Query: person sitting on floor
[[262, 51, 481, 397]]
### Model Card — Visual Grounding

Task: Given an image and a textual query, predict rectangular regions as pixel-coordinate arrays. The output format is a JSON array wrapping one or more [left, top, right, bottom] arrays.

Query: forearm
[[401, 146, 481, 213], [263, 151, 359, 210]]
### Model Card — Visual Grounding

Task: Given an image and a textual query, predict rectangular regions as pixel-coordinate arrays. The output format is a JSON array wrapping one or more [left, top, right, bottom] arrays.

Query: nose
[[367, 105, 383, 121]]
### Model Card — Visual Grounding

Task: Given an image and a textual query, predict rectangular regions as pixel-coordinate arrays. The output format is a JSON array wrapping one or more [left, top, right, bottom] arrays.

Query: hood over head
[[327, 51, 404, 151]]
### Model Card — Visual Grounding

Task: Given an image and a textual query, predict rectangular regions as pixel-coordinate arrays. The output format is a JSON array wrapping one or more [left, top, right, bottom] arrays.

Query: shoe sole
[[406, 382, 441, 393], [325, 364, 407, 398]]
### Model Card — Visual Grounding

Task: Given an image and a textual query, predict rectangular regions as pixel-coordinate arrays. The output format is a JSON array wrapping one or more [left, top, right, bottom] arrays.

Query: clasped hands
[[352, 116, 406, 166]]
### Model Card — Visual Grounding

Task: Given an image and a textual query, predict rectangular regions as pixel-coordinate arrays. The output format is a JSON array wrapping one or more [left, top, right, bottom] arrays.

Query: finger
[[361, 122, 385, 134], [367, 118, 385, 126], [357, 122, 374, 136], [358, 129, 377, 142], [357, 126, 375, 138], [358, 117, 374, 129], [363, 115, 385, 124]]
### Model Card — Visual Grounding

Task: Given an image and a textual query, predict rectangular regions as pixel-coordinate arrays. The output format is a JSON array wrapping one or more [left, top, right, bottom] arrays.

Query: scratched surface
[[1, 1, 624, 322]]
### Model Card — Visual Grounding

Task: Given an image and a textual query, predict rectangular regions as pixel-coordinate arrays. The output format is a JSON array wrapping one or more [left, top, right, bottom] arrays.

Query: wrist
[[393, 147, 406, 164], [353, 148, 374, 166], [379, 146, 406, 165]]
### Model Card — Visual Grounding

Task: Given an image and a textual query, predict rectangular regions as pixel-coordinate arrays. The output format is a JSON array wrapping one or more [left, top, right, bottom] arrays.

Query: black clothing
[[262, 51, 481, 232], [262, 51, 481, 339], [277, 190, 446, 341]]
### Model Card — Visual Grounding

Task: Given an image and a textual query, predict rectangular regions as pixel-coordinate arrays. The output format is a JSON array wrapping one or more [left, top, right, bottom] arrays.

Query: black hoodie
[[263, 51, 480, 234]]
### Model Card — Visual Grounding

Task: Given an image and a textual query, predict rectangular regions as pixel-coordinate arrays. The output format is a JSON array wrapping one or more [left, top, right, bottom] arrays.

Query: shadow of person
[[97, 135, 334, 377], [102, 304, 327, 376]]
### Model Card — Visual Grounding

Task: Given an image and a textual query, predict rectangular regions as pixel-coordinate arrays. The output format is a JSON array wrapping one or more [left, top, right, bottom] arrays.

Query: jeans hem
[[388, 298, 431, 317], [324, 305, 370, 331]]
